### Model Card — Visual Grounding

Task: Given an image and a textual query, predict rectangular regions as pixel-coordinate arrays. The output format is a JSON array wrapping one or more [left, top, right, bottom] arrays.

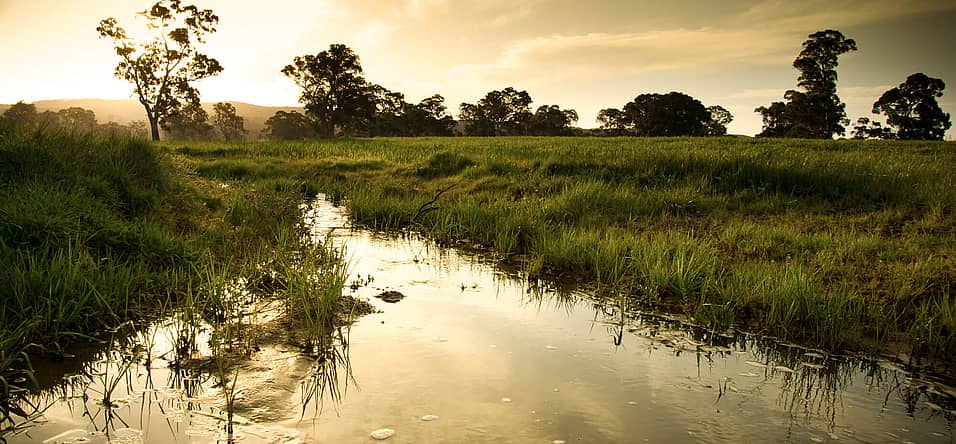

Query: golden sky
[[1, 0, 954, 135]]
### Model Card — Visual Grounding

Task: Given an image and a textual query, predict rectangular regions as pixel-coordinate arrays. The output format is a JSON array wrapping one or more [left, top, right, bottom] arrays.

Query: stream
[[3, 196, 955, 443]]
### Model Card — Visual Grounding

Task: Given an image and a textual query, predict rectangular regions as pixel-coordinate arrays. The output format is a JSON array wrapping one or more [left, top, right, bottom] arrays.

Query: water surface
[[4, 197, 955, 443]]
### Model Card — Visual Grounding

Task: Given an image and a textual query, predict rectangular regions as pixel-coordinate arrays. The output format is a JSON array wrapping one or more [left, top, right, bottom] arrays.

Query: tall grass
[[0, 125, 352, 390], [167, 136, 956, 365]]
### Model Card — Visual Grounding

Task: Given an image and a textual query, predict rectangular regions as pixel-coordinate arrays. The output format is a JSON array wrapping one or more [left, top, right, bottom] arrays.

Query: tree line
[[0, 101, 148, 138], [0, 100, 248, 141], [13, 1, 949, 141]]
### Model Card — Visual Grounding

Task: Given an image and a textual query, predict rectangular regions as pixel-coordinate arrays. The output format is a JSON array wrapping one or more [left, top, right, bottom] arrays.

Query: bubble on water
[[553, 440, 566, 444], [627, 401, 638, 406], [421, 415, 439, 421], [370, 428, 396, 440], [773, 365, 795, 373], [501, 397, 512, 403], [553, 388, 559, 392], [545, 345, 558, 350]]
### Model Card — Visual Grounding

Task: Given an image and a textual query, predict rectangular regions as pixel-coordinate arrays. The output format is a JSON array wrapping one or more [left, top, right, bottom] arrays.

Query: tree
[[850, 117, 894, 140], [97, 0, 223, 141], [597, 108, 630, 135], [161, 101, 214, 140], [371, 93, 456, 137], [1, 101, 38, 128], [756, 30, 856, 138], [56, 107, 98, 133], [262, 111, 315, 140], [623, 92, 710, 136], [97, 120, 150, 138], [367, 85, 407, 136], [872, 73, 951, 140], [705, 105, 733, 136], [526, 105, 578, 136], [282, 44, 374, 138], [410, 94, 456, 136], [755, 101, 791, 137], [459, 87, 533, 136], [212, 102, 246, 141]]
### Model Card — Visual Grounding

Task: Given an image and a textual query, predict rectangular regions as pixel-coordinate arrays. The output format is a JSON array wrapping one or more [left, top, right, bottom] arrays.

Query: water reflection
[[3, 197, 956, 443]]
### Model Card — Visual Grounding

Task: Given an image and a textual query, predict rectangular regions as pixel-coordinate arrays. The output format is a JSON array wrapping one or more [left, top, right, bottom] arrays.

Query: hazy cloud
[[737, 0, 956, 31], [449, 28, 795, 85]]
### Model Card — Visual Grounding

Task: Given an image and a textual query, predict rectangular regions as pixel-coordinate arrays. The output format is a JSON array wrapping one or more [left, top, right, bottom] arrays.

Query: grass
[[166, 136, 956, 367], [0, 123, 351, 414]]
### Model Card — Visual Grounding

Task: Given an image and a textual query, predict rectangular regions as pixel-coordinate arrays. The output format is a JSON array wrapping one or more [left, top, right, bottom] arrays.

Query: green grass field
[[2, 131, 954, 383], [168, 136, 956, 364], [0, 126, 348, 389]]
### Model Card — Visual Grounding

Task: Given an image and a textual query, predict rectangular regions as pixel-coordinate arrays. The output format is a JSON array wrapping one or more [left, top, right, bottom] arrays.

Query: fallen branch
[[411, 183, 457, 223]]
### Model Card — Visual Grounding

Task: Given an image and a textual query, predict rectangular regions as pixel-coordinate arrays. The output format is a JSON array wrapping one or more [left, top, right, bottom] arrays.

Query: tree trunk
[[149, 117, 160, 141]]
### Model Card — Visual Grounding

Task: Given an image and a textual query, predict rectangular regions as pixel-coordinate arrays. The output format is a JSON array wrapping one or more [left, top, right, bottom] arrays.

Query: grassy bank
[[169, 136, 956, 366], [0, 125, 349, 391]]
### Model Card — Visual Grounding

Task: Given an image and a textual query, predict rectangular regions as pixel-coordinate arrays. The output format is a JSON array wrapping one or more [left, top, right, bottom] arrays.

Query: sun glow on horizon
[[2, 0, 955, 136]]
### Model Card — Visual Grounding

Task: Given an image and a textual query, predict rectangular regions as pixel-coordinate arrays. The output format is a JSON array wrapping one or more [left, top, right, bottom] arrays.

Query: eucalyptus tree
[[623, 92, 710, 136], [873, 73, 951, 140], [213, 102, 247, 141], [597, 108, 630, 135], [282, 44, 374, 138], [705, 105, 733, 136], [97, 0, 223, 141], [459, 87, 533, 136], [527, 105, 578, 136], [262, 111, 315, 140], [757, 30, 856, 138]]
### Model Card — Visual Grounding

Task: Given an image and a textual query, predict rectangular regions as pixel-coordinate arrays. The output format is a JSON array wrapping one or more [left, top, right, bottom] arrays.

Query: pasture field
[[170, 136, 956, 364]]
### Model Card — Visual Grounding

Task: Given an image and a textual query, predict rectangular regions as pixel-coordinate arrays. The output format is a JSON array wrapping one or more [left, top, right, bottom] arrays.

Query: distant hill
[[0, 99, 301, 139]]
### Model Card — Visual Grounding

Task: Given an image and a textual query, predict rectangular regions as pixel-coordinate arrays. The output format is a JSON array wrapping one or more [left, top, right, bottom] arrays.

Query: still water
[[3, 197, 955, 443]]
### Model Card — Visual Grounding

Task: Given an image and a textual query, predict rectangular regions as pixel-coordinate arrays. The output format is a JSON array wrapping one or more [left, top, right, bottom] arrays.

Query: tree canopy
[[262, 110, 315, 140], [161, 101, 214, 140], [872, 73, 951, 140], [756, 30, 857, 138], [624, 92, 711, 136], [459, 87, 533, 136], [213, 102, 247, 141], [597, 92, 731, 137], [97, 0, 223, 141], [282, 44, 373, 138], [527, 105, 579, 136]]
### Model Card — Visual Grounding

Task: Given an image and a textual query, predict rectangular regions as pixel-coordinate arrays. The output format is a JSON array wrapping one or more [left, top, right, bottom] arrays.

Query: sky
[[1, 0, 955, 136]]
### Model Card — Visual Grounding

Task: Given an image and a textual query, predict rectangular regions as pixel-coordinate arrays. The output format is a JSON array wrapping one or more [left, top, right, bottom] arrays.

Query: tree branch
[[411, 183, 457, 223]]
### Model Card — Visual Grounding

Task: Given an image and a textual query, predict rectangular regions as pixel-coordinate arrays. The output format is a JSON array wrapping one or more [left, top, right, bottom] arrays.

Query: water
[[3, 197, 955, 443]]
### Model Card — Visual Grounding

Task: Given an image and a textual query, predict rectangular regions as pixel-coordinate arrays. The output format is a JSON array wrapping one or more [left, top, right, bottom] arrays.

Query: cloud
[[839, 85, 893, 106], [448, 28, 795, 85], [351, 20, 401, 50], [737, 0, 956, 31]]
